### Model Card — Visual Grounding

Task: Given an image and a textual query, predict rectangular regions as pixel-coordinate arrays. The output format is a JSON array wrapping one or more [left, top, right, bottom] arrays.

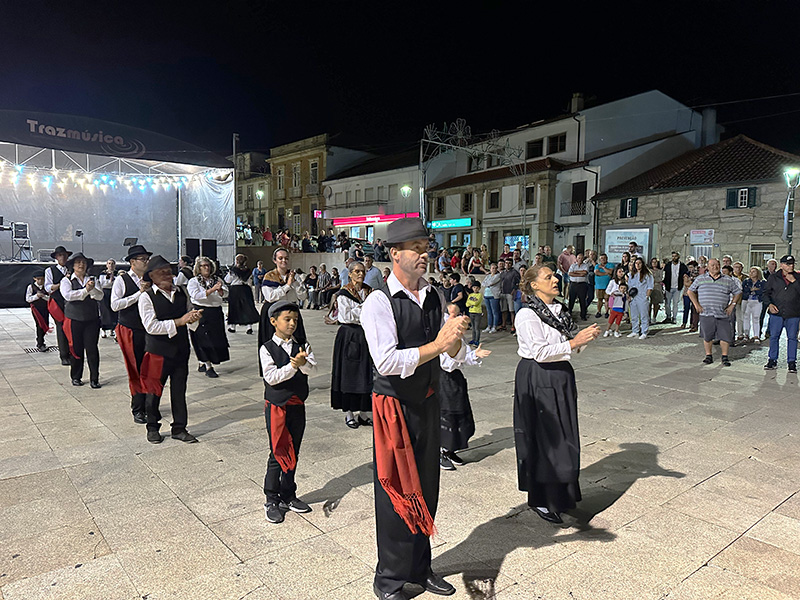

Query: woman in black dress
[[224, 254, 260, 334], [330, 261, 373, 429], [187, 256, 230, 378], [513, 263, 600, 523], [98, 259, 118, 338]]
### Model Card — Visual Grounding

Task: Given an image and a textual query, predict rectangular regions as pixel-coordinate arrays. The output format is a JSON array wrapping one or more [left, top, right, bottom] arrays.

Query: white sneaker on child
[[639, 333, 647, 340], [482, 327, 491, 333], [490, 327, 496, 333], [614, 331, 620, 337], [603, 330, 610, 337]]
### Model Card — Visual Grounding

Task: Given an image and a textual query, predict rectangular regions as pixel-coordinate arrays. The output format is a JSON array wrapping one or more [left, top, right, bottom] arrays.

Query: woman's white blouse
[[515, 305, 573, 363], [99, 273, 115, 289], [187, 277, 227, 307], [337, 288, 368, 324]]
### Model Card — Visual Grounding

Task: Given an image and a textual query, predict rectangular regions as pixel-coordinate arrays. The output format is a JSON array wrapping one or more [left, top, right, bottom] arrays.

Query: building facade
[[268, 134, 372, 238], [594, 135, 799, 266], [234, 151, 271, 230]]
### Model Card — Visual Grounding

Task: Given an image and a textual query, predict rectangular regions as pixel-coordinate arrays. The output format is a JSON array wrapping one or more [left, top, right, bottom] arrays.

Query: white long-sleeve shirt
[[336, 288, 368, 324], [440, 343, 482, 373], [110, 270, 144, 312], [260, 334, 317, 386], [44, 264, 67, 294], [361, 272, 466, 380], [99, 273, 116, 289], [26, 284, 48, 304], [187, 276, 227, 307], [261, 271, 306, 304], [224, 270, 249, 286], [137, 284, 198, 338], [515, 304, 574, 363], [60, 274, 104, 302]]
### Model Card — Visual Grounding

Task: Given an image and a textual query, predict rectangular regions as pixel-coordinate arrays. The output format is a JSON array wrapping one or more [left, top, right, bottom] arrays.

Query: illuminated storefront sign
[[429, 218, 472, 229], [332, 212, 419, 227]]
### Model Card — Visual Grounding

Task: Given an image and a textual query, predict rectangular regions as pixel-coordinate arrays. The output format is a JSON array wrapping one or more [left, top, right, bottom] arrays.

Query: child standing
[[604, 283, 628, 338], [466, 281, 484, 346], [259, 301, 317, 524], [25, 270, 50, 351], [440, 303, 491, 471]]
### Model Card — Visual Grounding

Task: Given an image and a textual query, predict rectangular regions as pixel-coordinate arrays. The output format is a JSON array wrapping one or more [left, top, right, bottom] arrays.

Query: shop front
[[332, 212, 420, 243]]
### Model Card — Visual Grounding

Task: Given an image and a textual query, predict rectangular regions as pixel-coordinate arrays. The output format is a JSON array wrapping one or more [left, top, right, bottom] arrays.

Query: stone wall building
[[593, 135, 800, 266]]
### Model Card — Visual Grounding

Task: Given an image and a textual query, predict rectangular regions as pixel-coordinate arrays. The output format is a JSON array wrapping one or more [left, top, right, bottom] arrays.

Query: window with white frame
[[276, 166, 284, 190], [309, 160, 319, 184], [738, 188, 749, 208], [725, 187, 757, 209], [237, 187, 243, 204], [292, 163, 301, 188], [526, 139, 544, 159], [619, 197, 638, 218], [246, 185, 253, 199], [488, 190, 500, 211], [547, 133, 567, 154], [293, 206, 301, 234]]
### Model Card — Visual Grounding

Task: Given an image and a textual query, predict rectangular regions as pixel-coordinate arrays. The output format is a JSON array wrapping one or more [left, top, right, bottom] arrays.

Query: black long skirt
[[227, 285, 259, 325], [514, 358, 581, 513], [100, 288, 118, 330], [439, 369, 475, 451], [189, 305, 230, 364], [330, 323, 373, 412]]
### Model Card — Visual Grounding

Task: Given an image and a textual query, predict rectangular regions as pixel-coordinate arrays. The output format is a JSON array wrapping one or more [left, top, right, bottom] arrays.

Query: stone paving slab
[[1, 305, 800, 599]]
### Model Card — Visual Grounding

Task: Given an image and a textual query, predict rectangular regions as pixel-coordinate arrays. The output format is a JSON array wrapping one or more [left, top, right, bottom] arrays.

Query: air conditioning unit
[[39, 249, 55, 262]]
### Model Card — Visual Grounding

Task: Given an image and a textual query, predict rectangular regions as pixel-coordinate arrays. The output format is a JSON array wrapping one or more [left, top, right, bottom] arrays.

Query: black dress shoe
[[171, 430, 199, 443], [61, 358, 71, 366], [90, 381, 101, 389], [71, 379, 83, 386], [373, 582, 408, 600], [532, 506, 563, 524], [133, 412, 147, 424], [147, 430, 163, 444], [423, 572, 456, 596], [205, 367, 219, 378], [357, 415, 373, 426], [198, 364, 206, 373]]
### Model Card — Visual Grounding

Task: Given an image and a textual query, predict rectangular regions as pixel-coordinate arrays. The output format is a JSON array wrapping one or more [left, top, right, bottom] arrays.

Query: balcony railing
[[561, 200, 587, 217], [245, 199, 254, 210], [289, 186, 302, 198], [275, 188, 285, 200], [305, 183, 319, 196]]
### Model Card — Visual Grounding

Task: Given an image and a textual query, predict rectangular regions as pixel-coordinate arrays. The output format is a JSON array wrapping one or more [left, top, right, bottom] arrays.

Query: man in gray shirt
[[688, 258, 741, 366], [362, 255, 386, 291]]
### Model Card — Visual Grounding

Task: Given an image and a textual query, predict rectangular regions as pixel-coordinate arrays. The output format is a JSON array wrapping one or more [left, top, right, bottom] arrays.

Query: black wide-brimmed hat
[[384, 218, 429, 245], [50, 245, 71, 259], [143, 255, 173, 282], [268, 300, 300, 318], [67, 252, 94, 269], [124, 244, 153, 262]]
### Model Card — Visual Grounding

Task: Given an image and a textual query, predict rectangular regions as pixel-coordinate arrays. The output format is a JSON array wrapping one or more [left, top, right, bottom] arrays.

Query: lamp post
[[75, 230, 84, 253], [784, 168, 800, 256], [400, 184, 413, 217]]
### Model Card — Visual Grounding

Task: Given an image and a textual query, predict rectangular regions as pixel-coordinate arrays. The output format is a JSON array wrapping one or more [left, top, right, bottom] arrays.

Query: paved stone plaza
[[0, 306, 799, 600]]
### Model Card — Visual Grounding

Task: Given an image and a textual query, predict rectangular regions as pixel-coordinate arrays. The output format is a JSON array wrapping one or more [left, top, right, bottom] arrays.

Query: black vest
[[30, 283, 48, 313], [143, 287, 190, 359], [64, 277, 100, 321], [180, 266, 193, 280], [372, 286, 443, 402], [117, 272, 144, 330], [262, 339, 310, 406], [49, 265, 66, 308]]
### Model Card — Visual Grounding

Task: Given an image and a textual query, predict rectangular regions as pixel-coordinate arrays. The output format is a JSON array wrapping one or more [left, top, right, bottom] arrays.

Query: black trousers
[[69, 318, 100, 382], [568, 282, 590, 319], [54, 319, 70, 360], [374, 395, 441, 595], [263, 403, 306, 504], [145, 355, 189, 433]]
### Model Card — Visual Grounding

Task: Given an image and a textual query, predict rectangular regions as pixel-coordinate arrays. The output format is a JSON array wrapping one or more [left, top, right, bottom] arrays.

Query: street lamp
[[784, 168, 800, 255], [400, 184, 413, 217], [75, 230, 84, 253]]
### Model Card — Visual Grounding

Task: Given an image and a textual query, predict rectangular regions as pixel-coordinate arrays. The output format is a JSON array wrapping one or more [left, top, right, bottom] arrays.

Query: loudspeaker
[[201, 239, 217, 261], [185, 238, 200, 259]]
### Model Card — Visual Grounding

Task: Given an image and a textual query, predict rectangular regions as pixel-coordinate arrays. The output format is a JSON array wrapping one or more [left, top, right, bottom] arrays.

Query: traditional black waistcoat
[[30, 283, 48, 313], [372, 287, 443, 403], [143, 287, 190, 360], [64, 277, 99, 321], [117, 272, 144, 330], [262, 339, 310, 406], [49, 265, 66, 308]]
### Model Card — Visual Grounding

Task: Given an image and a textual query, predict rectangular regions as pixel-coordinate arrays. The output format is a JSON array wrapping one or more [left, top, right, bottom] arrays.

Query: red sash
[[47, 297, 65, 323], [30, 306, 51, 334], [372, 390, 437, 537], [268, 395, 304, 473], [140, 352, 165, 397], [116, 324, 145, 395], [62, 318, 80, 359]]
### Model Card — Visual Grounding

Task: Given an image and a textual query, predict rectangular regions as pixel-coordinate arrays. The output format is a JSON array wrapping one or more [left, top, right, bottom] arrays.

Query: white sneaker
[[490, 327, 496, 333], [639, 333, 647, 340], [603, 330, 610, 337], [482, 327, 491, 333], [614, 331, 621, 338], [627, 332, 639, 338]]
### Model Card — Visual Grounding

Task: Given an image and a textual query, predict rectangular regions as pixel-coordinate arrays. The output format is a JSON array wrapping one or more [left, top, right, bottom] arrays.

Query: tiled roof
[[594, 135, 800, 201], [427, 157, 573, 192]]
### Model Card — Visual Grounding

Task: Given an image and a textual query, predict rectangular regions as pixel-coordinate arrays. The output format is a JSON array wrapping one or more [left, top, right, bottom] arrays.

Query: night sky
[[3, 2, 800, 156]]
